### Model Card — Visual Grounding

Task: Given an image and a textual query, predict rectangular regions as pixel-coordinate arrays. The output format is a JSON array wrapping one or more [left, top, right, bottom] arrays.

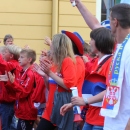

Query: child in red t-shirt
[[35, 34, 77, 130]]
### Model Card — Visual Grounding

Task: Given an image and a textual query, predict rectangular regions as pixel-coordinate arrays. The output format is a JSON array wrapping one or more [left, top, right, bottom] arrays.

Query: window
[[101, 0, 116, 22]]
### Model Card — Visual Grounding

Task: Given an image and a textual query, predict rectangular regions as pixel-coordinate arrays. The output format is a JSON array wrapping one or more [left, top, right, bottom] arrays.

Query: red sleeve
[[7, 72, 35, 99], [61, 57, 77, 89], [0, 54, 18, 71], [31, 73, 46, 103], [85, 62, 93, 77]]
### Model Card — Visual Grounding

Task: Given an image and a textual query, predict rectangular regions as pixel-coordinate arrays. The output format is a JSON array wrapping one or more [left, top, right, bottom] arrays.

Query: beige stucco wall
[[0, 0, 96, 62]]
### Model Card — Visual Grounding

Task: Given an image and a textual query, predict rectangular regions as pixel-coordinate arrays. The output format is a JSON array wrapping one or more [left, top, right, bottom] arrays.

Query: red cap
[[62, 30, 84, 56]]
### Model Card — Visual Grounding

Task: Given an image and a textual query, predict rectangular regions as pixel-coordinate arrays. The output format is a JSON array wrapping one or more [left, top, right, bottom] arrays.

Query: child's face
[[18, 53, 31, 67], [2, 49, 13, 61], [4, 38, 13, 45]]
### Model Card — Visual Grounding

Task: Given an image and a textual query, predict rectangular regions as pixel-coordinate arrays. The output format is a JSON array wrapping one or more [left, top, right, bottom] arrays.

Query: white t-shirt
[[104, 42, 130, 130]]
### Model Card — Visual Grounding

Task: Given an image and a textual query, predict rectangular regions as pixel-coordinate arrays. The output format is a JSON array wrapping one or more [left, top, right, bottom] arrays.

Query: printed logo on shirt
[[102, 86, 119, 110]]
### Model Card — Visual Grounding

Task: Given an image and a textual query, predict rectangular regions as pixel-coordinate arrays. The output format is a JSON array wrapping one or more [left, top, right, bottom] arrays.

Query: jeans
[[0, 103, 14, 130], [82, 122, 103, 130]]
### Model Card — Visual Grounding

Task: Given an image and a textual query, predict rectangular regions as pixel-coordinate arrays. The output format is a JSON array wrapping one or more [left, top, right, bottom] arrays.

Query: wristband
[[83, 98, 88, 105]]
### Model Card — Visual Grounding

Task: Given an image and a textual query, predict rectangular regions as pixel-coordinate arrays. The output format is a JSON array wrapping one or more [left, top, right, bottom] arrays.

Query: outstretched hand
[[60, 103, 73, 116]]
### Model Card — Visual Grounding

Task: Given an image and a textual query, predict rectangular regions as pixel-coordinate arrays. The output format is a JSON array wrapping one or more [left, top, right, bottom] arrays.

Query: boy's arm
[[0, 54, 17, 71], [70, 0, 102, 30], [6, 73, 35, 99]]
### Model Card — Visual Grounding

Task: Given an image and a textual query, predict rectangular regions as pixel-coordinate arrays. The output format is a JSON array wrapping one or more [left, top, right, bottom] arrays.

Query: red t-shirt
[[42, 57, 77, 121], [85, 57, 112, 126], [75, 56, 85, 97]]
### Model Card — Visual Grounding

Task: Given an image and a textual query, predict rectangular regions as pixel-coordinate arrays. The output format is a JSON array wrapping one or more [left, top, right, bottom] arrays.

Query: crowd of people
[[0, 0, 130, 130]]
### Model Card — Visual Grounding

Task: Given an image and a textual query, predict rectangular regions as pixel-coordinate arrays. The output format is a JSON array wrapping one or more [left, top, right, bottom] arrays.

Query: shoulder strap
[[96, 55, 112, 72]]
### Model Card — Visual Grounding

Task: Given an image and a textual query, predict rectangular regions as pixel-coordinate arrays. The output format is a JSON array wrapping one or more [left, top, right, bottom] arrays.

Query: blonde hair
[[20, 49, 36, 64], [5, 45, 22, 61], [0, 46, 5, 54], [83, 41, 91, 54], [51, 34, 75, 72]]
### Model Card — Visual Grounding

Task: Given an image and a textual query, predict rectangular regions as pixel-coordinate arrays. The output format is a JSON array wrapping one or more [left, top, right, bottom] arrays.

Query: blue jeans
[[82, 122, 103, 130], [0, 103, 14, 130]]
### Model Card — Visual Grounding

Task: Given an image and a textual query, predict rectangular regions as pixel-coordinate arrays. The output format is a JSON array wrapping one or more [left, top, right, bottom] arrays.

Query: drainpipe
[[52, 0, 58, 37], [96, 0, 102, 22]]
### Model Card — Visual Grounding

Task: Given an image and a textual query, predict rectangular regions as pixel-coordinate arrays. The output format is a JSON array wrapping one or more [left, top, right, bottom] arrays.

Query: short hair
[[110, 3, 130, 28], [5, 45, 21, 61], [3, 34, 13, 44], [0, 46, 5, 54], [90, 27, 115, 54], [20, 49, 36, 64]]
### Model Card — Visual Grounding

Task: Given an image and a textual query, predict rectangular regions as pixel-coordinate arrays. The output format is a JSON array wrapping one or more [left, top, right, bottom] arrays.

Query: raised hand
[[44, 36, 52, 46], [24, 45, 30, 49], [70, 0, 81, 5], [8, 72, 15, 83], [82, 55, 89, 63], [41, 49, 48, 57], [33, 63, 46, 77], [40, 59, 52, 75]]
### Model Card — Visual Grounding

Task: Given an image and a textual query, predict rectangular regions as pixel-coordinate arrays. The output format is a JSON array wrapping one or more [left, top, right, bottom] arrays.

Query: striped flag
[[101, 20, 110, 29]]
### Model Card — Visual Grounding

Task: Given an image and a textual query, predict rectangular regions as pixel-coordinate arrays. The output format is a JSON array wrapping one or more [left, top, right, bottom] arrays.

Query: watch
[[83, 98, 88, 105]]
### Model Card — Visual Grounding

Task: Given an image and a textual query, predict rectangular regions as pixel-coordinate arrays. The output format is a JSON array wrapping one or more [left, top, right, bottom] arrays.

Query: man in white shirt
[[69, 0, 130, 129]]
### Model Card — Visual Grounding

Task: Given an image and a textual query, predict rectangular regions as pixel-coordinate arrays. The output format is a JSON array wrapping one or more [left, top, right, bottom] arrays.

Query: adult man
[[69, 0, 130, 129]]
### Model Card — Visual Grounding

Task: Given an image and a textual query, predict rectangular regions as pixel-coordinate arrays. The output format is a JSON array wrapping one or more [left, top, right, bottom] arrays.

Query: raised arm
[[70, 0, 102, 30]]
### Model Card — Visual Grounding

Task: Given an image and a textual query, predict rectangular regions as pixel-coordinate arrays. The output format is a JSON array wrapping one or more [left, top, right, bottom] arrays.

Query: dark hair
[[71, 41, 81, 56], [20, 49, 36, 64], [90, 27, 114, 54], [110, 3, 130, 28], [3, 34, 13, 44]]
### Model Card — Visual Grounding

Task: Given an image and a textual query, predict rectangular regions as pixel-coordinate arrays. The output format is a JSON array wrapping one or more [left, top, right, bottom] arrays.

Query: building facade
[[0, 0, 100, 61]]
